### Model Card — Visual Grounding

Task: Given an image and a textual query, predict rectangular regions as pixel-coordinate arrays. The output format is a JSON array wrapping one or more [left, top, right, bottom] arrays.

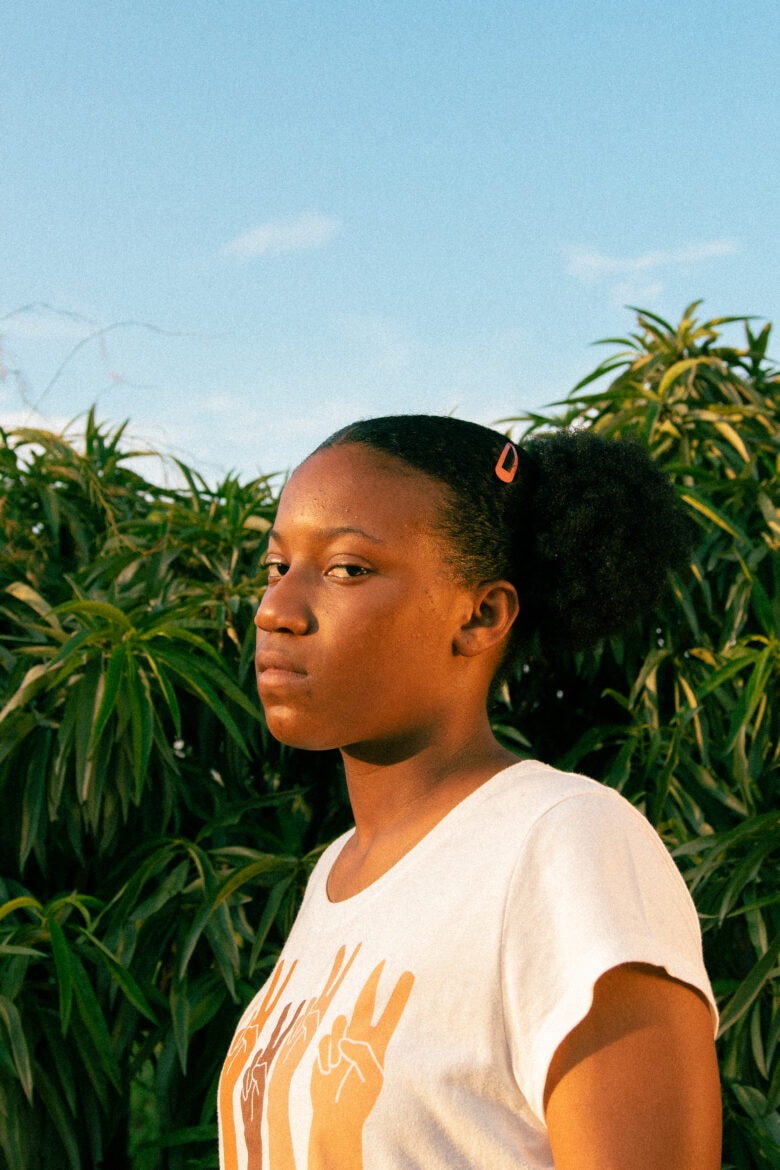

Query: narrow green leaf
[[47, 625, 97, 667], [19, 730, 52, 869], [249, 877, 294, 975], [72, 658, 103, 805], [204, 909, 239, 996], [750, 998, 768, 1078], [243, 513, 272, 533], [53, 598, 133, 631], [0, 995, 34, 1102], [725, 646, 774, 751], [31, 1063, 82, 1170], [629, 304, 676, 333], [748, 573, 778, 638], [570, 359, 634, 393], [0, 944, 46, 958], [698, 647, 759, 694], [176, 901, 216, 982], [139, 651, 182, 737], [150, 646, 252, 755], [5, 580, 54, 618], [680, 488, 751, 542], [45, 1021, 78, 1116], [628, 647, 669, 705], [124, 665, 154, 795], [658, 357, 706, 396], [48, 917, 74, 1034], [0, 662, 50, 724], [88, 644, 126, 751], [712, 419, 751, 462], [0, 1079, 27, 1169], [668, 573, 701, 640], [84, 934, 159, 1024], [718, 928, 780, 1037], [170, 978, 191, 1074], [212, 855, 297, 905], [0, 896, 42, 923], [69, 953, 121, 1090], [120, 856, 190, 927]]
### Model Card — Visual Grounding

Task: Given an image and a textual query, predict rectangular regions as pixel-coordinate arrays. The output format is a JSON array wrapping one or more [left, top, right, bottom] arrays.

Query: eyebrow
[[267, 525, 386, 545]]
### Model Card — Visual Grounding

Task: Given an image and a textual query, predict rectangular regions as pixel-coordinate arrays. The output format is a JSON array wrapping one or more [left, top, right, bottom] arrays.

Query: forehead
[[274, 444, 448, 540]]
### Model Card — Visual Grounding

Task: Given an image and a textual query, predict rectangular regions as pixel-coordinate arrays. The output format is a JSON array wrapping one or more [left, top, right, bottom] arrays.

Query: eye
[[263, 558, 288, 581], [326, 563, 371, 579]]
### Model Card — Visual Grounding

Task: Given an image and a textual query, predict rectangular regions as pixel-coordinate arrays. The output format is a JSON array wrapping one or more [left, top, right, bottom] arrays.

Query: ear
[[453, 580, 519, 659]]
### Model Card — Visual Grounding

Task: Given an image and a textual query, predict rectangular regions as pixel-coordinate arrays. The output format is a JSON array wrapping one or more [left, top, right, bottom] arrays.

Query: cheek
[[340, 605, 455, 692]]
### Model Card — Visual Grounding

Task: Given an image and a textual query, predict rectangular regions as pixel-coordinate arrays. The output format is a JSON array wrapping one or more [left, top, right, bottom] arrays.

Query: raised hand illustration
[[307, 961, 415, 1170], [266, 944, 361, 1170], [219, 958, 297, 1170], [241, 1000, 304, 1170]]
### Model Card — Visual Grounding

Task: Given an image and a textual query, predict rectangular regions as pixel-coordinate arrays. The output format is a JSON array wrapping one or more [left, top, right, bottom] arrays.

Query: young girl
[[219, 415, 721, 1170]]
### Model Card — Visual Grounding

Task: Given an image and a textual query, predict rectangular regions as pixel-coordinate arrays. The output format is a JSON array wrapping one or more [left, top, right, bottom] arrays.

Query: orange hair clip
[[495, 441, 519, 483]]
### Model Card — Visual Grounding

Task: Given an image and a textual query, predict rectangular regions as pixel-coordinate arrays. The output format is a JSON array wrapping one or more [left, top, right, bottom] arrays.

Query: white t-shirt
[[219, 760, 717, 1170]]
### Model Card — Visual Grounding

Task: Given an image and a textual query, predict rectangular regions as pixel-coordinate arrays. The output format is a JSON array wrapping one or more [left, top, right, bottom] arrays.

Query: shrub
[[0, 304, 777, 1166], [0, 414, 348, 1168], [503, 302, 780, 1166]]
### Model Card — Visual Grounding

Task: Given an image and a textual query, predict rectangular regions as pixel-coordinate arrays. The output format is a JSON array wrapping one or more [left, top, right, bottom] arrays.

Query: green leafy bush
[[0, 415, 348, 1168], [0, 305, 777, 1167], [503, 303, 779, 1166]]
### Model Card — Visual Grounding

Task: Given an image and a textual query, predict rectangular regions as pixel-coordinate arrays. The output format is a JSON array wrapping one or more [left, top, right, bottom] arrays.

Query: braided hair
[[317, 415, 693, 661]]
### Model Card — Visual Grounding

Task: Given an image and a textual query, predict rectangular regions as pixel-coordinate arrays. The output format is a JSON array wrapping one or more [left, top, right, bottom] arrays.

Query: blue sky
[[2, 1, 778, 482]]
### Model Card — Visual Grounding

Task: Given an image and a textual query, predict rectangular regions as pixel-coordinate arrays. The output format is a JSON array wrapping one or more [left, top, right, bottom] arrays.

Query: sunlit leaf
[[680, 488, 751, 542], [0, 896, 42, 924]]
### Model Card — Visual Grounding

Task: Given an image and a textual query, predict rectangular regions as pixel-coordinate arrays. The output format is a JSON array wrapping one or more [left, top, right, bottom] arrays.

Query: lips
[[255, 650, 308, 690], [256, 651, 306, 673]]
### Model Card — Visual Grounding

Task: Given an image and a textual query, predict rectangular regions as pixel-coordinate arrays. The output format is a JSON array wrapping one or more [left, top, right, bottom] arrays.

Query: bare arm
[[544, 963, 721, 1170]]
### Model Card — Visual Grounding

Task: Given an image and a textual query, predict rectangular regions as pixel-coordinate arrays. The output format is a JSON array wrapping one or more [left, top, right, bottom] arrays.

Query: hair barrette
[[494, 441, 519, 483]]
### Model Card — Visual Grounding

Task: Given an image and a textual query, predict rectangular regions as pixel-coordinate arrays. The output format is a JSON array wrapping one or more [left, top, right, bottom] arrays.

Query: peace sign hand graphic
[[308, 962, 414, 1170]]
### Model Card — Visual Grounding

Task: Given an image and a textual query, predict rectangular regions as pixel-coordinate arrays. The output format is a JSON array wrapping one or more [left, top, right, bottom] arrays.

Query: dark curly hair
[[316, 415, 694, 660]]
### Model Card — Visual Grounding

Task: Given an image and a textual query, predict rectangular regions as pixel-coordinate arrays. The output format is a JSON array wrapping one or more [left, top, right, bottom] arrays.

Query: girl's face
[[254, 444, 481, 758]]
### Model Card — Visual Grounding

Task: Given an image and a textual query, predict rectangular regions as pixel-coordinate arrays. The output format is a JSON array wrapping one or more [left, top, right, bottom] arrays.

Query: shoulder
[[479, 759, 657, 851], [497, 761, 693, 913], [434, 759, 683, 906], [496, 765, 717, 1123], [495, 761, 709, 995]]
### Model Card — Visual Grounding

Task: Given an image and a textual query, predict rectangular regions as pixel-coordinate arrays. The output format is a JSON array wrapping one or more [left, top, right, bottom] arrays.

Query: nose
[[254, 571, 314, 636]]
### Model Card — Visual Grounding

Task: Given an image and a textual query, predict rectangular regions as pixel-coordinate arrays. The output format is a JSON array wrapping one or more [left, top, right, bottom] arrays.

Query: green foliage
[[503, 302, 780, 1166], [0, 413, 349, 1168], [0, 304, 777, 1166]]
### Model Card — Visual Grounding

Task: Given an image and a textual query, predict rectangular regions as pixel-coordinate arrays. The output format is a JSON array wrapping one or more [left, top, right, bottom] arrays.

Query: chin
[[262, 713, 340, 753]]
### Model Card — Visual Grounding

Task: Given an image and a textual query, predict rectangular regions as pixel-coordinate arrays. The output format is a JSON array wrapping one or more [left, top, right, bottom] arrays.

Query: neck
[[339, 713, 517, 847], [325, 715, 518, 902]]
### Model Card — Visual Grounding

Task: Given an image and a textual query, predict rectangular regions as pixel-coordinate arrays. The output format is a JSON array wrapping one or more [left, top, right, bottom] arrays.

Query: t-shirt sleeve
[[500, 788, 717, 1125]]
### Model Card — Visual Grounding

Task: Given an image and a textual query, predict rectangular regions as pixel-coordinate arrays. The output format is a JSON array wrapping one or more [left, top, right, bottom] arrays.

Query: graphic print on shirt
[[220, 958, 299, 1170], [220, 943, 415, 1170]]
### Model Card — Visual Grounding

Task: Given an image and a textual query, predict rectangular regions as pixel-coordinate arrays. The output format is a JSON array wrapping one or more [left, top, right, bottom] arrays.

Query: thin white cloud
[[564, 239, 739, 283], [609, 279, 665, 308], [200, 392, 244, 415], [221, 213, 340, 259]]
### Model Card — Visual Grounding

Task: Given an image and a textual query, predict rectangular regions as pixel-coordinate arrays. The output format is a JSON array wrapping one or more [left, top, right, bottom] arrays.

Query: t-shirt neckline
[[320, 758, 533, 908]]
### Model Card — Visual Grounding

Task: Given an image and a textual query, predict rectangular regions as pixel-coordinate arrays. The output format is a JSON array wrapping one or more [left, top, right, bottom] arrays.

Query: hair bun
[[517, 430, 694, 651]]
